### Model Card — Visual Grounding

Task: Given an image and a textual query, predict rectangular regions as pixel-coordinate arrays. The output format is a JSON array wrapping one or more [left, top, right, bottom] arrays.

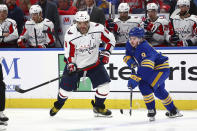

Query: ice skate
[[166, 107, 183, 118], [0, 121, 7, 126], [50, 106, 60, 116], [91, 100, 112, 117], [147, 109, 156, 122], [0, 112, 8, 122]]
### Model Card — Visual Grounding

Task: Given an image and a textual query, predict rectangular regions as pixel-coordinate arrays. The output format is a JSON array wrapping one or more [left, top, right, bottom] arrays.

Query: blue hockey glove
[[123, 56, 137, 68], [128, 74, 141, 89]]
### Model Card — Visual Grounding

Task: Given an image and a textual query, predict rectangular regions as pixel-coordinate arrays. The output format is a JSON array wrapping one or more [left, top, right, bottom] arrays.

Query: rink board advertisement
[[0, 48, 197, 109]]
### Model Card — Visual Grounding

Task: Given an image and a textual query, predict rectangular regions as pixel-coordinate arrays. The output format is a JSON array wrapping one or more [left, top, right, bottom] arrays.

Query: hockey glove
[[17, 39, 26, 48], [170, 34, 179, 43], [123, 56, 137, 68], [186, 39, 194, 46], [143, 19, 150, 29], [144, 31, 153, 39], [37, 44, 47, 48], [67, 63, 77, 74], [105, 19, 118, 32], [99, 50, 110, 64], [128, 74, 141, 89]]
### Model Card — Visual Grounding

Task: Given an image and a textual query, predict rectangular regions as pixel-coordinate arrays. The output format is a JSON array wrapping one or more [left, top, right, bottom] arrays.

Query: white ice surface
[[1, 109, 197, 131]]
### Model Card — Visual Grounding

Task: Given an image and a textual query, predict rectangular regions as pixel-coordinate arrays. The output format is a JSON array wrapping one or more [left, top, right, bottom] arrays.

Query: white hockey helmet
[[29, 5, 42, 15], [177, 0, 190, 7], [75, 11, 90, 22], [118, 3, 130, 12], [147, 3, 158, 10], [0, 4, 8, 12]]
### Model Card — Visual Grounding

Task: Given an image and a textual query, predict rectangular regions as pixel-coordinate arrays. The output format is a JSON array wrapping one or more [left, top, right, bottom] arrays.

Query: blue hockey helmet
[[129, 27, 145, 38]]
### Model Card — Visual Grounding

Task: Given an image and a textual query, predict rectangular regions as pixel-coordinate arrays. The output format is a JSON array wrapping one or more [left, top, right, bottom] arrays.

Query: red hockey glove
[[17, 39, 26, 48], [37, 44, 47, 48], [67, 63, 77, 74], [99, 50, 110, 64], [105, 19, 118, 32]]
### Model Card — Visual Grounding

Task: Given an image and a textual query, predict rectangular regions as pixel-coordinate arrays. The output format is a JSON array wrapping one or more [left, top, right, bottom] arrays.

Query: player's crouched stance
[[124, 27, 183, 121], [50, 11, 116, 117]]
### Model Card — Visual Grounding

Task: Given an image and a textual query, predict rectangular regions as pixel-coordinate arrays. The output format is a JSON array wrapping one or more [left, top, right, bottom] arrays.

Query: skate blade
[[94, 113, 113, 118], [168, 113, 183, 118], [0, 121, 7, 126], [149, 117, 155, 122]]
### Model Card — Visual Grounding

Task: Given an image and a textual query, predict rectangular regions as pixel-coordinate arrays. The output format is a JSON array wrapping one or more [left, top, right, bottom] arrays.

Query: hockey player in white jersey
[[50, 11, 116, 117], [17, 5, 55, 48], [167, 0, 197, 46], [105, 3, 142, 47], [0, 4, 18, 48], [143, 3, 169, 47]]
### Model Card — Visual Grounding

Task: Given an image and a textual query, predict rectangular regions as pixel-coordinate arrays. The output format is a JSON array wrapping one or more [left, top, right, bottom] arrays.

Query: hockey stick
[[42, 30, 63, 48], [129, 88, 133, 116], [170, 8, 180, 32], [169, 9, 180, 46], [120, 88, 133, 116], [34, 28, 38, 47], [15, 62, 98, 93]]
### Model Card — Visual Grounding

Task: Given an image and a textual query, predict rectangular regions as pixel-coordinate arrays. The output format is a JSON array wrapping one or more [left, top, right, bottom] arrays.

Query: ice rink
[[0, 109, 197, 131]]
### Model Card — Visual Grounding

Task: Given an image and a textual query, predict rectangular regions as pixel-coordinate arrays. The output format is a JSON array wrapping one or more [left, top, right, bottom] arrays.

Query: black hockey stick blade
[[15, 86, 26, 93], [129, 109, 132, 116]]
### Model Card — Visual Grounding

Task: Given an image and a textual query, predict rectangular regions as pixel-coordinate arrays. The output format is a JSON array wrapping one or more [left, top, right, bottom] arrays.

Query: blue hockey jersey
[[125, 40, 170, 88]]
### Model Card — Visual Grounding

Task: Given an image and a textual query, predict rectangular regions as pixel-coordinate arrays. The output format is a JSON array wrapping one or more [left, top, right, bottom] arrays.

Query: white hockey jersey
[[64, 22, 116, 69], [167, 15, 197, 46], [19, 18, 55, 47], [114, 16, 142, 44], [143, 16, 169, 46], [0, 18, 18, 43]]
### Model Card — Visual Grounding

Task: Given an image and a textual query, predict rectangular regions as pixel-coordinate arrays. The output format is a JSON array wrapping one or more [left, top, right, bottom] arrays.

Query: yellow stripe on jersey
[[130, 75, 141, 82], [141, 59, 154, 69], [143, 93, 155, 103], [155, 61, 170, 70], [123, 56, 131, 63], [151, 72, 163, 87]]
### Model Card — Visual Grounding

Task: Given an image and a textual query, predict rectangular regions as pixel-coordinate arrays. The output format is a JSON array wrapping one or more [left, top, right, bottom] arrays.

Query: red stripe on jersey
[[82, 60, 100, 71], [20, 27, 27, 36], [193, 23, 196, 34], [168, 22, 175, 35], [101, 32, 110, 43], [47, 28, 55, 45], [105, 43, 112, 51], [68, 41, 75, 63], [65, 41, 67, 47], [101, 32, 112, 50], [9, 24, 14, 34], [96, 90, 108, 96], [155, 24, 164, 35]]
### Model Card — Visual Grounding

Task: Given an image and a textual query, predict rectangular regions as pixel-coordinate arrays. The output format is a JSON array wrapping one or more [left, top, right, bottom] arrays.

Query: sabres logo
[[141, 52, 146, 58]]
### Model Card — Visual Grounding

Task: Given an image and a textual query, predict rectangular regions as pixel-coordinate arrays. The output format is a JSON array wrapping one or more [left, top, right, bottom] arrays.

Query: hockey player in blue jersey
[[123, 27, 183, 121]]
